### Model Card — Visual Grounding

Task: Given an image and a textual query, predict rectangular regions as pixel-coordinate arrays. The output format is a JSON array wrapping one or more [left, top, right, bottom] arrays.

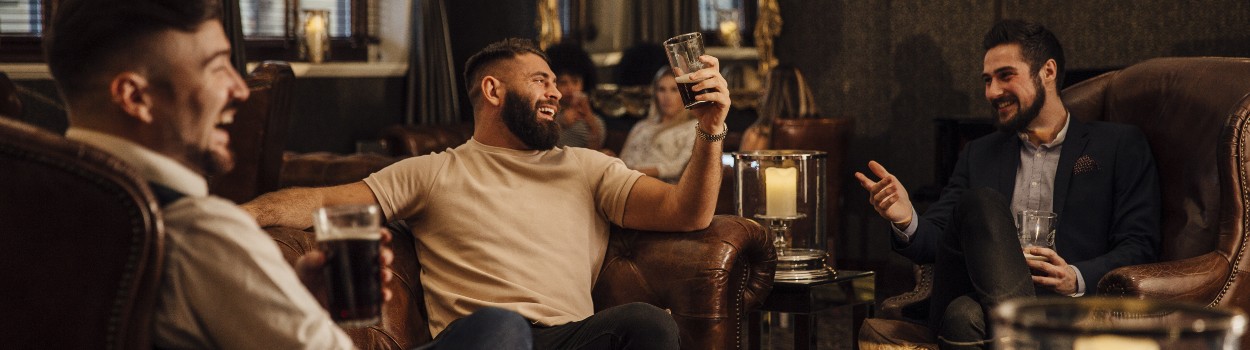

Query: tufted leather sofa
[[268, 124, 778, 349], [861, 57, 1250, 349]]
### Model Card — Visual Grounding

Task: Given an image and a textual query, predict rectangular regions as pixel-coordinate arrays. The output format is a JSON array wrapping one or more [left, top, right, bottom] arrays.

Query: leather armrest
[[1097, 251, 1230, 302], [592, 215, 776, 350], [263, 224, 431, 350], [879, 264, 933, 321]]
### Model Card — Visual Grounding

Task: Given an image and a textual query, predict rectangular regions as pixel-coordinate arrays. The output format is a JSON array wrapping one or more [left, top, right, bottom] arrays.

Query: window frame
[[0, 0, 54, 62], [0, 0, 373, 63], [242, 0, 373, 62]]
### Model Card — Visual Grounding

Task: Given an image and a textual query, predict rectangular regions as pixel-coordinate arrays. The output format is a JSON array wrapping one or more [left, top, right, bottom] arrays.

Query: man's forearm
[[241, 187, 329, 229], [243, 181, 382, 229], [668, 123, 725, 229]]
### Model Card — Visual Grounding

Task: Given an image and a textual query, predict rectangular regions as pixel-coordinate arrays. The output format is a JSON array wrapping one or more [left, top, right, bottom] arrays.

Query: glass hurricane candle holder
[[735, 150, 834, 282]]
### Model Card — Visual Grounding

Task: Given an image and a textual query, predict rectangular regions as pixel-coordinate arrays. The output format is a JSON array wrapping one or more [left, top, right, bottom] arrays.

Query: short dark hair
[[462, 38, 549, 100], [982, 19, 1066, 88], [44, 0, 222, 101], [545, 42, 597, 93]]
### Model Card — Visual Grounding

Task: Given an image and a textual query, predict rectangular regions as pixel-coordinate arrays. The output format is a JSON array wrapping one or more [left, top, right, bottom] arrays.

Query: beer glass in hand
[[1017, 210, 1057, 261], [664, 32, 713, 109], [313, 203, 383, 328]]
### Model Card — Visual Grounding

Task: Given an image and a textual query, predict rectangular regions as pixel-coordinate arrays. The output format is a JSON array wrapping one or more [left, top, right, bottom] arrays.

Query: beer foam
[[319, 227, 381, 240], [674, 73, 699, 84]]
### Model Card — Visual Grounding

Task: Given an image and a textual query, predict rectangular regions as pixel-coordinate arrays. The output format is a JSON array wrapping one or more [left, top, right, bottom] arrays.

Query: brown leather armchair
[[210, 61, 296, 203], [0, 118, 164, 349], [862, 57, 1250, 348], [380, 123, 475, 157]]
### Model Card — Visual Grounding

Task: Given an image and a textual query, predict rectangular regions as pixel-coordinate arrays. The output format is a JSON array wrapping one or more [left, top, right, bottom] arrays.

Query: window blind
[[0, 0, 41, 34]]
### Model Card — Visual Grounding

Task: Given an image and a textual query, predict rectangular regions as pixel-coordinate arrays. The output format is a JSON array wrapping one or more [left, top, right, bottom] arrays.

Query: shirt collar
[[65, 128, 209, 196], [1018, 112, 1071, 149]]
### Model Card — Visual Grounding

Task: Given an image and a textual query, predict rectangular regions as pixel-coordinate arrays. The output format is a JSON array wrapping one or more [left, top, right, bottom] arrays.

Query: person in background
[[618, 68, 700, 183], [45, 1, 529, 349], [738, 64, 823, 152], [546, 42, 607, 150]]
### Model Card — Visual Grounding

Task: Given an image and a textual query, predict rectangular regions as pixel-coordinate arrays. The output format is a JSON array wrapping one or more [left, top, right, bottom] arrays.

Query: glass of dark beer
[[313, 203, 383, 328], [663, 32, 713, 109]]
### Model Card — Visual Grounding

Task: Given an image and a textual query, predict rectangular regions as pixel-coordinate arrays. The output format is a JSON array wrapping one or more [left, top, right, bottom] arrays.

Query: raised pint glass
[[663, 32, 713, 109]]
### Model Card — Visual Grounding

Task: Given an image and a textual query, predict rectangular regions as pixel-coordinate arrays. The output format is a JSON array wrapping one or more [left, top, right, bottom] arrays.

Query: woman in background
[[618, 68, 699, 183], [739, 64, 823, 151]]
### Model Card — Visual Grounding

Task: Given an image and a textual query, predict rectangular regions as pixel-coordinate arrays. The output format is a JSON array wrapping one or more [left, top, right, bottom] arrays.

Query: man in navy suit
[[855, 20, 1160, 349]]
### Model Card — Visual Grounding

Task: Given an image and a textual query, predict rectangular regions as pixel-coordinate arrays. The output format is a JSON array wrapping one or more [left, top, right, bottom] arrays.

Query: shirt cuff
[[1066, 265, 1086, 297], [890, 209, 920, 243]]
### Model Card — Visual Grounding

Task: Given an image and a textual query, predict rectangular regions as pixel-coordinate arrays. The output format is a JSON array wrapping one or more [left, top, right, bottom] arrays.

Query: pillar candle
[[304, 12, 327, 63], [1073, 335, 1159, 350], [764, 167, 797, 217]]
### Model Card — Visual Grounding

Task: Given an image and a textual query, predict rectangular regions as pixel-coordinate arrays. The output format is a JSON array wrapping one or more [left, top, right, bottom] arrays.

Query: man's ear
[[1041, 59, 1058, 86], [109, 72, 154, 124], [481, 76, 505, 107]]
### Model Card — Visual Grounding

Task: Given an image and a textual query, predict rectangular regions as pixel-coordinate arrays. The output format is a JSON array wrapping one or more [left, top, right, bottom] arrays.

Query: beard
[[502, 92, 560, 150], [991, 73, 1046, 133], [201, 147, 234, 177]]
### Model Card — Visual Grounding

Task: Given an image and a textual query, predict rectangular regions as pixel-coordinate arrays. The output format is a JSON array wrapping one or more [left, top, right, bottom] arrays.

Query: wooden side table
[[749, 270, 876, 350]]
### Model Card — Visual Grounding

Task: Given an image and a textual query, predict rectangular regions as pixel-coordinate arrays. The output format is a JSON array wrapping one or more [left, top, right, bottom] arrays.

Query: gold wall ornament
[[754, 0, 782, 80], [537, 0, 562, 50]]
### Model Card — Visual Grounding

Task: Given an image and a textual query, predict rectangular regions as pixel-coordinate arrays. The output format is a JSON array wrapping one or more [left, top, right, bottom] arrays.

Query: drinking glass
[[313, 203, 383, 328], [993, 297, 1247, 350], [1017, 210, 1056, 260], [663, 32, 713, 109]]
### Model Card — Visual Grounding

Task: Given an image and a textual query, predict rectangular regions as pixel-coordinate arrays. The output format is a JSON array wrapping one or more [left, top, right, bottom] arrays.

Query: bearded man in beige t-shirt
[[244, 38, 732, 350]]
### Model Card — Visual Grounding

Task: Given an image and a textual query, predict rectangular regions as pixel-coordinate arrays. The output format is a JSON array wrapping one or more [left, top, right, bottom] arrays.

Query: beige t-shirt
[[364, 138, 643, 336]]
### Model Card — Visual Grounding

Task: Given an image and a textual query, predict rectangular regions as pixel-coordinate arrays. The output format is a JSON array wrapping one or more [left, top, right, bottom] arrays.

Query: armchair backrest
[[0, 118, 164, 349], [1063, 57, 1250, 267], [211, 61, 296, 203]]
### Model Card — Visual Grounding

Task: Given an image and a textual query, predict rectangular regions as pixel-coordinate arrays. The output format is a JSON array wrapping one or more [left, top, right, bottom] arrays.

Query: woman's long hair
[[646, 67, 695, 133]]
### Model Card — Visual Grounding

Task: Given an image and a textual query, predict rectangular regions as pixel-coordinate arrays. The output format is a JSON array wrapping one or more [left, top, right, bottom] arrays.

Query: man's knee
[[459, 307, 532, 348], [939, 296, 987, 346], [610, 303, 679, 347]]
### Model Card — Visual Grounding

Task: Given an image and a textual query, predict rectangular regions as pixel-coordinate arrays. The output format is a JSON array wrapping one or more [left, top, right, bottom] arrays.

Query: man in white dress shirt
[[44, 0, 532, 348]]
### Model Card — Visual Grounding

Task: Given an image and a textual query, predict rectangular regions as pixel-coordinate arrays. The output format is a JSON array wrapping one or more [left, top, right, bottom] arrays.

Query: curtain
[[407, 0, 459, 125], [632, 0, 700, 44], [221, 0, 248, 73]]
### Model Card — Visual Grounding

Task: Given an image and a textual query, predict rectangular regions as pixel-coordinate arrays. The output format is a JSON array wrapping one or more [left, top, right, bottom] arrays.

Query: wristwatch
[[695, 122, 729, 142]]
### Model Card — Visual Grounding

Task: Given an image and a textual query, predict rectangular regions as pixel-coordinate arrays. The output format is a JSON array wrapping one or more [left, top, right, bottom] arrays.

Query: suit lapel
[[1053, 118, 1090, 220]]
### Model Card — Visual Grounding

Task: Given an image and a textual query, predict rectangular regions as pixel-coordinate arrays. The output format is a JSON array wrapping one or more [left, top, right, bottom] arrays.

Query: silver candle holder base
[[757, 214, 835, 283]]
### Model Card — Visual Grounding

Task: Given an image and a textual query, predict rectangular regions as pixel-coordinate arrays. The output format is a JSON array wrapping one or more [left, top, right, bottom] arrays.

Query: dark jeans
[[930, 188, 1035, 350], [416, 307, 533, 350], [531, 302, 679, 350]]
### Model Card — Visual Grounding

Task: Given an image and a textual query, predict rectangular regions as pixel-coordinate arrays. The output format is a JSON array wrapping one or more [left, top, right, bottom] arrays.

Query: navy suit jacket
[[895, 117, 1161, 292]]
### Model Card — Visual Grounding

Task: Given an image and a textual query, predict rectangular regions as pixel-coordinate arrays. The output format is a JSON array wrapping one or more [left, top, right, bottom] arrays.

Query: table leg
[[748, 312, 762, 350], [795, 313, 815, 350]]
